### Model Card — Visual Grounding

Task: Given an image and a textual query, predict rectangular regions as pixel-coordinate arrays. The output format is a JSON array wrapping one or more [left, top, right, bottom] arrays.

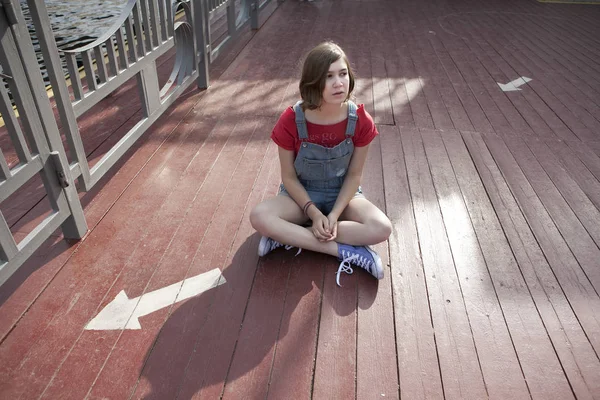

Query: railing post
[[24, 0, 92, 187], [5, 0, 88, 239], [138, 62, 161, 117], [193, 0, 210, 89]]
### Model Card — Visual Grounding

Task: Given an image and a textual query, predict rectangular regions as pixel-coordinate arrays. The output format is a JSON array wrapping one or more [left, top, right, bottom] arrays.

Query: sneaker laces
[[285, 245, 302, 256], [336, 256, 355, 287], [272, 240, 301, 256], [336, 250, 375, 287]]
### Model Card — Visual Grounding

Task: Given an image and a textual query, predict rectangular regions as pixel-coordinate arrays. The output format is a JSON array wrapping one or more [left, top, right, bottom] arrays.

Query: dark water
[[19, 0, 128, 81], [22, 0, 128, 49]]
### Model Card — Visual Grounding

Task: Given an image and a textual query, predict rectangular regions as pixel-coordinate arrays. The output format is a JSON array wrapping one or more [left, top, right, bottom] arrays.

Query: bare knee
[[250, 203, 271, 235], [368, 215, 392, 243]]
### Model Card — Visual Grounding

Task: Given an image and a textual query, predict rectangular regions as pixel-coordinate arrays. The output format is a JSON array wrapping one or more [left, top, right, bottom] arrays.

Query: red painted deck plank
[[482, 13, 600, 136], [430, 38, 493, 133], [356, 136, 398, 399], [404, 31, 454, 131], [0, 234, 76, 339], [0, 108, 210, 400], [469, 12, 593, 142], [388, 13, 434, 130], [468, 8, 600, 134], [418, 37, 477, 131], [463, 130, 600, 399], [0, 34, 253, 348], [221, 253, 291, 400], [456, 23, 558, 139], [266, 255, 325, 400], [401, 126, 488, 400], [380, 125, 443, 400], [0, 84, 203, 348], [544, 138, 600, 212], [444, 130, 575, 399], [89, 118, 271, 400], [564, 139, 600, 183], [502, 6, 600, 100], [40, 116, 228, 400], [165, 145, 277, 400], [2, 1, 600, 399], [523, 136, 600, 247], [501, 133, 600, 296], [368, 3, 394, 127], [434, 25, 517, 135], [421, 128, 530, 399], [482, 133, 600, 356], [311, 262, 357, 400]]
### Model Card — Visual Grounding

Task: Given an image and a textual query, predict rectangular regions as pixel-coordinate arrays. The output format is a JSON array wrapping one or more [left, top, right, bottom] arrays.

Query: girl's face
[[321, 58, 350, 106]]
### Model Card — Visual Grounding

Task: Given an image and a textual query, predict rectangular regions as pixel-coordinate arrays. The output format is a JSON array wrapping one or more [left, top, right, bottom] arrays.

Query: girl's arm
[[328, 143, 370, 221], [279, 147, 332, 240], [279, 147, 312, 208]]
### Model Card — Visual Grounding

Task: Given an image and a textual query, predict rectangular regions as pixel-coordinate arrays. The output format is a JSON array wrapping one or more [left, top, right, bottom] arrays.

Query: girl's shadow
[[137, 233, 378, 399]]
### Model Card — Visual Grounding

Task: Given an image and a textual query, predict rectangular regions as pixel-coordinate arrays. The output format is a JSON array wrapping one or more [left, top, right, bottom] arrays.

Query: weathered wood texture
[[1, 0, 600, 398]]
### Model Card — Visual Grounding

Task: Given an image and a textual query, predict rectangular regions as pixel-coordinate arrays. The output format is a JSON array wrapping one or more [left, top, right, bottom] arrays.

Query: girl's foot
[[258, 236, 301, 257], [336, 244, 383, 286]]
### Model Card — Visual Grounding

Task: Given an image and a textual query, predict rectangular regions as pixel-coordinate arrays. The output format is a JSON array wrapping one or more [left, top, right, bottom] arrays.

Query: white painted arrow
[[498, 76, 532, 92], [85, 268, 226, 330]]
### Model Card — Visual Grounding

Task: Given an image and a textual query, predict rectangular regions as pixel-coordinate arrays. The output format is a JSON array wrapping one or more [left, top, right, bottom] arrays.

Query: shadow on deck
[[1, 0, 600, 398]]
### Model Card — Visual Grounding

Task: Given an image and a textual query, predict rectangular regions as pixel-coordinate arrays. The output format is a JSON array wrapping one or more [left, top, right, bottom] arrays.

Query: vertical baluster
[[104, 37, 119, 77], [204, 3, 212, 58], [250, 0, 258, 30], [140, 0, 153, 50], [157, 0, 167, 42], [0, 151, 10, 180], [227, 0, 235, 36], [0, 78, 32, 163], [166, 0, 174, 38], [124, 15, 138, 62], [194, 0, 209, 88], [115, 27, 129, 70], [132, 2, 146, 57], [148, 0, 160, 47], [64, 53, 83, 100], [82, 49, 97, 91], [94, 45, 108, 83]]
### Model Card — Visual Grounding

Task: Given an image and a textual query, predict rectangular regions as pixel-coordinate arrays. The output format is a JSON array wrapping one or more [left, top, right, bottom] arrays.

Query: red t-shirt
[[271, 104, 378, 155]]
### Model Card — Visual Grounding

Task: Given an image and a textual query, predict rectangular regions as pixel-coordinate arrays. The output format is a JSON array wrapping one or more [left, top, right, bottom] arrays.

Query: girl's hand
[[310, 211, 332, 241], [324, 214, 338, 242]]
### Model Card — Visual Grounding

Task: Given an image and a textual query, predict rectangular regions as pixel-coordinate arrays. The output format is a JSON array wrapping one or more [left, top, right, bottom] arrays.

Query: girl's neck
[[306, 101, 348, 124]]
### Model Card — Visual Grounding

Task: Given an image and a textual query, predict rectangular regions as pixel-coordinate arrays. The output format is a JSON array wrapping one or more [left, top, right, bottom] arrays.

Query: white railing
[[0, 0, 281, 285]]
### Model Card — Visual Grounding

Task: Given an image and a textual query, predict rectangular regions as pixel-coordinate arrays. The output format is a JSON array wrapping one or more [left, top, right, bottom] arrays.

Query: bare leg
[[334, 197, 392, 246], [250, 196, 339, 257]]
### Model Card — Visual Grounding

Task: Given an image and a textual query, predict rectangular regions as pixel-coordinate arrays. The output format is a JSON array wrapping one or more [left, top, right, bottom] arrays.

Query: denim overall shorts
[[279, 100, 364, 214]]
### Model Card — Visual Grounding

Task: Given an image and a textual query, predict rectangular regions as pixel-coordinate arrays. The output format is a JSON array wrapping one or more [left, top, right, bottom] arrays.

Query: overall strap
[[345, 101, 358, 137], [293, 101, 309, 140]]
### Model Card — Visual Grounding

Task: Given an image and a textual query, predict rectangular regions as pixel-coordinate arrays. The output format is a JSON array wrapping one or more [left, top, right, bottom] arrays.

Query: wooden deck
[[1, 0, 600, 398]]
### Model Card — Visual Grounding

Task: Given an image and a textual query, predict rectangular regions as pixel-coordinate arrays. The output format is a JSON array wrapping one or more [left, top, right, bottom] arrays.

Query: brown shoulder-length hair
[[299, 42, 355, 110]]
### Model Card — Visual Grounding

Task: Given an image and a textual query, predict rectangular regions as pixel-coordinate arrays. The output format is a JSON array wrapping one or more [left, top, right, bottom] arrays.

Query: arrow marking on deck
[[85, 268, 226, 330], [498, 76, 532, 92]]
